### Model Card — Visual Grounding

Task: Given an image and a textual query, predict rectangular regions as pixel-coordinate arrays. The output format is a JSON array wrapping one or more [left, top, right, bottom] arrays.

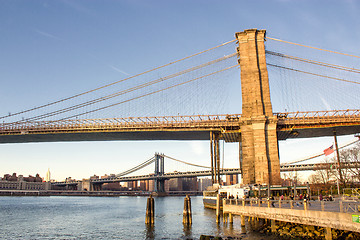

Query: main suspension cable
[[1, 39, 237, 120], [58, 65, 239, 120], [115, 157, 155, 177], [266, 37, 360, 59], [161, 154, 211, 169], [14, 53, 237, 123]]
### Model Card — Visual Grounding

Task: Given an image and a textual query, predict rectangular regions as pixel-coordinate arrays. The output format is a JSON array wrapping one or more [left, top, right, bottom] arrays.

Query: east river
[[0, 196, 275, 239]]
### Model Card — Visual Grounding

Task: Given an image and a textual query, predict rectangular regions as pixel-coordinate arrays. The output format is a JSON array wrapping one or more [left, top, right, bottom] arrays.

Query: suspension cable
[[1, 39, 237, 120], [266, 50, 360, 74], [58, 65, 239, 120], [115, 157, 155, 177], [14, 53, 237, 123], [268, 64, 360, 85], [161, 154, 211, 169], [266, 37, 360, 59]]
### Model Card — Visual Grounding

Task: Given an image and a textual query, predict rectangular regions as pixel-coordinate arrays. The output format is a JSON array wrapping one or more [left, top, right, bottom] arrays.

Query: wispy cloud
[[319, 95, 332, 111], [189, 141, 206, 156], [34, 29, 62, 41], [110, 65, 130, 76], [60, 0, 95, 16]]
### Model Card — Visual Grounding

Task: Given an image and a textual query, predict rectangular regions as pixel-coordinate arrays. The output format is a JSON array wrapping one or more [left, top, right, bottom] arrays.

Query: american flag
[[323, 145, 334, 156]]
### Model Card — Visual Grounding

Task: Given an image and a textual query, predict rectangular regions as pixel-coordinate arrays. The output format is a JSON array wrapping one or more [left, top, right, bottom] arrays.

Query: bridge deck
[[0, 110, 359, 143]]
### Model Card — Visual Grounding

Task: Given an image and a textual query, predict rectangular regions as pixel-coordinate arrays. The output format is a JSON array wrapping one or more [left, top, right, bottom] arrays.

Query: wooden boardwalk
[[223, 198, 360, 239]]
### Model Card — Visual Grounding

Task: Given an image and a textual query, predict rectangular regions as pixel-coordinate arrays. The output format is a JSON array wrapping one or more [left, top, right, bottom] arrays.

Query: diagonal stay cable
[[14, 53, 237, 123], [161, 154, 211, 169], [1, 39, 236, 120], [266, 50, 360, 74], [115, 157, 155, 177], [268, 63, 360, 85], [57, 65, 239, 120]]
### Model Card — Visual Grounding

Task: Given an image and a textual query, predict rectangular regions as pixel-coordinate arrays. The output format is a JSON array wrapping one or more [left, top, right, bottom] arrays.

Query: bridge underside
[[0, 124, 359, 144], [278, 125, 360, 140]]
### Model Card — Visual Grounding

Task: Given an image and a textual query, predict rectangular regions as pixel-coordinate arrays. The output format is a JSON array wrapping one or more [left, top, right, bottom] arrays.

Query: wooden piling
[[145, 197, 151, 224], [145, 195, 155, 224], [216, 193, 221, 223], [187, 195, 192, 224], [229, 213, 233, 223], [325, 227, 333, 240], [271, 219, 276, 233], [183, 195, 192, 225], [150, 195, 155, 224], [240, 215, 245, 226]]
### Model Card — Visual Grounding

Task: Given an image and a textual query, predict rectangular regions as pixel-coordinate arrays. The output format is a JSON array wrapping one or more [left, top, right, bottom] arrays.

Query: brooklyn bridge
[[1, 29, 359, 187]]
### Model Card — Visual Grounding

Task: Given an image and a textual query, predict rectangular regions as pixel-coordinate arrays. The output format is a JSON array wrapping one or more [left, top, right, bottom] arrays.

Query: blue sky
[[0, 0, 359, 181]]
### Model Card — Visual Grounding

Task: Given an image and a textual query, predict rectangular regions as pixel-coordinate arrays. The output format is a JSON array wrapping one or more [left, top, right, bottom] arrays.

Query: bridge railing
[[0, 114, 242, 132], [276, 109, 360, 120], [1, 109, 360, 134], [225, 198, 360, 214]]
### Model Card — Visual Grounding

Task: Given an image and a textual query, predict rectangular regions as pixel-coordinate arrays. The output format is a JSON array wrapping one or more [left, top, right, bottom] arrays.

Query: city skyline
[[0, 0, 359, 181]]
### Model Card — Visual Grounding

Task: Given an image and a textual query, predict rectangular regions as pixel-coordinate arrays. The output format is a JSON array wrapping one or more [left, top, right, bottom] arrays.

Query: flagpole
[[333, 130, 343, 196]]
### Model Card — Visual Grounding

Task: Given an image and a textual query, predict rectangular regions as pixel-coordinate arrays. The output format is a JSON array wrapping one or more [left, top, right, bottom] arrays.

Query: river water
[[0, 196, 273, 239]]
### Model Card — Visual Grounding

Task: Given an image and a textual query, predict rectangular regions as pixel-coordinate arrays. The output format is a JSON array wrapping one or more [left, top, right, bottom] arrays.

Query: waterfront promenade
[[223, 198, 360, 239]]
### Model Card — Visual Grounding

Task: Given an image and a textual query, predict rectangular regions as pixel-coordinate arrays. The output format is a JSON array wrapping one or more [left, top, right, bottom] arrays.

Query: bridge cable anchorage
[[160, 154, 211, 169], [266, 50, 360, 74], [280, 138, 360, 166], [266, 37, 360, 59], [267, 63, 360, 85], [11, 53, 237, 124], [0, 39, 236, 121], [55, 65, 239, 121], [115, 156, 155, 177]]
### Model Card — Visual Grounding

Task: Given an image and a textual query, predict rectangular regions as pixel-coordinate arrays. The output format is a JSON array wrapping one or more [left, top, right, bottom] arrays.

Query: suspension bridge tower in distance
[[236, 29, 281, 186]]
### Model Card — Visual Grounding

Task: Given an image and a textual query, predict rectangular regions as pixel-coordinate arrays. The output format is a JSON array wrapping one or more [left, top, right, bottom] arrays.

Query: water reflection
[[145, 224, 155, 239], [183, 224, 192, 238]]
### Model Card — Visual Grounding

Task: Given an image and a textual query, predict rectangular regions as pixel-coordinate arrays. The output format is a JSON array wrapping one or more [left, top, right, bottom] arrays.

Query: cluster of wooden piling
[[146, 195, 193, 225], [183, 195, 192, 225], [145, 195, 155, 224]]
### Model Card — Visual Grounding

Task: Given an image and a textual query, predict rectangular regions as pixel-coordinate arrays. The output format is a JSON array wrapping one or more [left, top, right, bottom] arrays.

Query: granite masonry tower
[[235, 29, 281, 186]]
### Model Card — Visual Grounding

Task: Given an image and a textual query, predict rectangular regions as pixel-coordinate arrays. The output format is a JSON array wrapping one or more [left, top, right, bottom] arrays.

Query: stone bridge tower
[[236, 29, 281, 186]]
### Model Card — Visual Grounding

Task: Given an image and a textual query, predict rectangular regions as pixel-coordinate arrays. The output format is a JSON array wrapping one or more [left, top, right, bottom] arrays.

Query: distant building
[[225, 174, 238, 185], [102, 182, 122, 191], [90, 175, 99, 181], [198, 178, 212, 191], [139, 180, 147, 191], [168, 178, 183, 191], [45, 169, 51, 182], [124, 181, 138, 190], [0, 173, 49, 190], [148, 180, 155, 192], [168, 177, 198, 191]]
